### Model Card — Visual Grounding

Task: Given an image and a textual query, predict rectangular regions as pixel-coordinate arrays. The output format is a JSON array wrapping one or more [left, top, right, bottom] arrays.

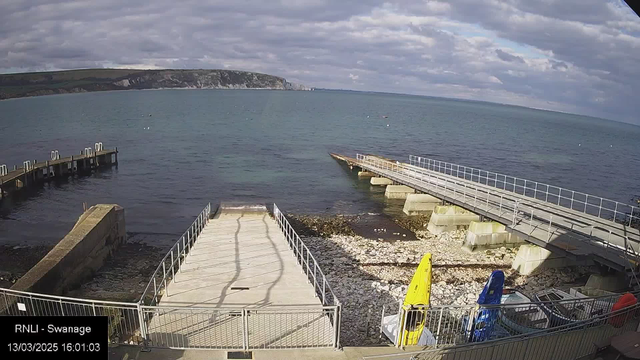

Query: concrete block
[[402, 194, 441, 215], [464, 221, 525, 250], [429, 205, 480, 226], [426, 223, 457, 235], [384, 185, 415, 199], [371, 177, 394, 186], [585, 274, 627, 292], [358, 171, 376, 177], [511, 244, 589, 275]]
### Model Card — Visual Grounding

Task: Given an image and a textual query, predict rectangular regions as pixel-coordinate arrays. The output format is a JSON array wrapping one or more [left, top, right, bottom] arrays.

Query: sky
[[1, 1, 640, 124]]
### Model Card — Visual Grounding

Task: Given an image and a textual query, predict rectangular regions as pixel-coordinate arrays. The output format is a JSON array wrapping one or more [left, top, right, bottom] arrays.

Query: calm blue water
[[1, 89, 639, 245]]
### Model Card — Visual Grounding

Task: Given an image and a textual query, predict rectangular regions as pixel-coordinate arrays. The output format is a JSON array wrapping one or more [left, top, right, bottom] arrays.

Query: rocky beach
[[290, 214, 596, 346]]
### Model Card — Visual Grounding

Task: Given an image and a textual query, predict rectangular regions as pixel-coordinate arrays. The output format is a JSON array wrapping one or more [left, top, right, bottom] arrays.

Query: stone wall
[[11, 204, 126, 294]]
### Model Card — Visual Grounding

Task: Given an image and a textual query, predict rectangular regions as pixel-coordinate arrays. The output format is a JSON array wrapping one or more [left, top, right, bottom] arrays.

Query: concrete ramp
[[158, 209, 320, 307], [145, 204, 337, 349]]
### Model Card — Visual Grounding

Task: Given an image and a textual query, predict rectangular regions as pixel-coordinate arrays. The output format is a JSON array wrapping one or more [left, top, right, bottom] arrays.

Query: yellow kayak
[[401, 253, 432, 345]]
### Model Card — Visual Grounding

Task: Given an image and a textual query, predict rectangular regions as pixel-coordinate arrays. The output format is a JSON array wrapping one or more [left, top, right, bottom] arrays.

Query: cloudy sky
[[2, 1, 640, 124]]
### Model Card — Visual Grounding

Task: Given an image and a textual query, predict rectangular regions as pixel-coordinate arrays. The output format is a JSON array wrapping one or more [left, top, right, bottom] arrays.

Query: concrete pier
[[402, 194, 441, 215], [370, 177, 394, 186], [11, 204, 126, 294], [0, 144, 117, 201], [427, 205, 480, 234], [464, 221, 524, 251], [384, 185, 415, 199]]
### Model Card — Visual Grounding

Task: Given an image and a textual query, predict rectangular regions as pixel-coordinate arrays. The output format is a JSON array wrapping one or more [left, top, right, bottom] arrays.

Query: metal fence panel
[[1, 287, 141, 345]]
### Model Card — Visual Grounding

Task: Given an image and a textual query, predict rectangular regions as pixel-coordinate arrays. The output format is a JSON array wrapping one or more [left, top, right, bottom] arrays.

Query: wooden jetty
[[0, 143, 118, 200]]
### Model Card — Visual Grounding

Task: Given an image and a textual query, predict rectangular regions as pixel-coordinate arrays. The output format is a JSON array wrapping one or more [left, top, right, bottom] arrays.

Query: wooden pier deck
[[0, 146, 118, 200]]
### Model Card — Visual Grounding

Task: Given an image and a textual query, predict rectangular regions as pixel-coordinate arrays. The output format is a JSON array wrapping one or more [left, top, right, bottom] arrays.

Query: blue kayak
[[469, 270, 505, 342]]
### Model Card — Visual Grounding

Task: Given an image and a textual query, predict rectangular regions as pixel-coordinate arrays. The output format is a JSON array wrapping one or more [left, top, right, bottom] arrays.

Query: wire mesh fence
[[368, 302, 640, 360]]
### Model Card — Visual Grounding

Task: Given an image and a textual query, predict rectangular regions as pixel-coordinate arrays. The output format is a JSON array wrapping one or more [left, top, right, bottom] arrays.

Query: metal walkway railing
[[139, 203, 212, 306], [408, 155, 639, 228], [273, 203, 341, 310], [356, 154, 640, 269]]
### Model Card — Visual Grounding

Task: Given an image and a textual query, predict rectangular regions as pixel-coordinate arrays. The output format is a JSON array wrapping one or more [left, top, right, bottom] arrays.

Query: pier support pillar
[[358, 171, 376, 178], [402, 194, 441, 215], [384, 185, 415, 199], [371, 177, 394, 186], [511, 244, 590, 275], [463, 221, 524, 251], [427, 205, 480, 234]]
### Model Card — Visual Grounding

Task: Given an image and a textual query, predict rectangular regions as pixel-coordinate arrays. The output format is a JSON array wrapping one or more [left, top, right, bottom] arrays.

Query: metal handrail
[[356, 154, 640, 266], [139, 203, 212, 306], [1, 286, 138, 308], [272, 203, 342, 349], [409, 155, 639, 227], [272, 203, 340, 308]]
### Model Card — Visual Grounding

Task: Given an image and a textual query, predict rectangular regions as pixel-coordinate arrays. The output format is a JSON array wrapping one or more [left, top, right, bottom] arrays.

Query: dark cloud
[[495, 49, 525, 63], [0, 0, 639, 123]]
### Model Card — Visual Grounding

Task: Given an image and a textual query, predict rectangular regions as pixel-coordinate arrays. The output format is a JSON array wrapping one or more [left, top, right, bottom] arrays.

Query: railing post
[[182, 235, 186, 264], [322, 278, 326, 305], [153, 278, 157, 304], [314, 264, 318, 296], [571, 191, 575, 209], [548, 215, 553, 241], [530, 210, 534, 233], [614, 202, 619, 222], [435, 308, 444, 346], [59, 299, 64, 316], [333, 305, 341, 349], [171, 250, 175, 282], [242, 309, 249, 350], [187, 230, 191, 257], [177, 241, 181, 273], [598, 198, 603, 217], [137, 303, 148, 348], [162, 262, 167, 296], [545, 185, 549, 202], [585, 194, 588, 213], [558, 187, 562, 205], [398, 307, 409, 348]]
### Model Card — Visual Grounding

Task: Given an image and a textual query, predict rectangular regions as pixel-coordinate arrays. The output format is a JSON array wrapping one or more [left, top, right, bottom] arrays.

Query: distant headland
[[0, 68, 311, 100]]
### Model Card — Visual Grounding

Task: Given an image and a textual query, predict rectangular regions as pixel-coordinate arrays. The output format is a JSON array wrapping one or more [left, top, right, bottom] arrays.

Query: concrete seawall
[[11, 204, 126, 294]]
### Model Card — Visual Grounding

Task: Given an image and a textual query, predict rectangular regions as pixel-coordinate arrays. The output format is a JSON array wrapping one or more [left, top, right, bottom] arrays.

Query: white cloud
[[1, 0, 639, 123]]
